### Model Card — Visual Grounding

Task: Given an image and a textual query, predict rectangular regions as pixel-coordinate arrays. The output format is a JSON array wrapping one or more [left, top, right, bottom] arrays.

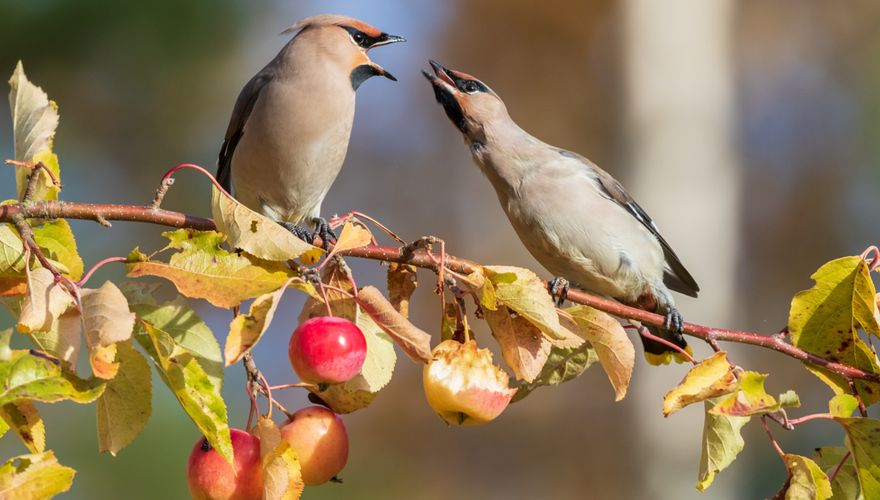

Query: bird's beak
[[368, 61, 397, 82], [422, 59, 457, 92], [423, 59, 468, 132], [371, 33, 406, 48]]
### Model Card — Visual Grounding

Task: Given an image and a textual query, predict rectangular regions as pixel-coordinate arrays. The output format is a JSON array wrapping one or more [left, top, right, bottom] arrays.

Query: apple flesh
[[281, 406, 349, 486], [289, 316, 367, 385], [423, 339, 517, 425], [187, 429, 262, 500]]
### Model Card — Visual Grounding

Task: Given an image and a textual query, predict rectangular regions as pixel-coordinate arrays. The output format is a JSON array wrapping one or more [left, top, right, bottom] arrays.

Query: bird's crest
[[281, 14, 382, 38]]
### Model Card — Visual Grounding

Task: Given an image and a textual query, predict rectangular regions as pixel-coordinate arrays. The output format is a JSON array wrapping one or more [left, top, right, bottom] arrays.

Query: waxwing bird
[[423, 60, 699, 364], [216, 15, 404, 244]]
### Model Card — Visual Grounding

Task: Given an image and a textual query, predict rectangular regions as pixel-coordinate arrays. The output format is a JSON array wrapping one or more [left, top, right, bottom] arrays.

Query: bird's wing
[[216, 68, 274, 192], [563, 150, 700, 297]]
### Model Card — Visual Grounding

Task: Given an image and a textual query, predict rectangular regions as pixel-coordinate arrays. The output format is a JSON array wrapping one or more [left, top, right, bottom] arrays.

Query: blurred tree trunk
[[622, 1, 740, 498]]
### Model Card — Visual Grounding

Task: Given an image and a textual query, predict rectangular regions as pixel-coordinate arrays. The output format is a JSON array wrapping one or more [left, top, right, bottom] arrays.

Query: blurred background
[[1, 0, 879, 498]]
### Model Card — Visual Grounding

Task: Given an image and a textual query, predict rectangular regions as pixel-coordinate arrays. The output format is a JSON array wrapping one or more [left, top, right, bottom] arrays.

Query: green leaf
[[32, 220, 82, 280], [710, 371, 800, 417], [829, 394, 860, 418], [663, 352, 737, 416], [512, 340, 598, 403], [137, 321, 232, 465], [0, 401, 44, 453], [564, 305, 634, 401], [211, 186, 318, 261], [697, 398, 749, 491], [126, 229, 298, 309], [96, 340, 151, 455], [0, 450, 74, 499], [483, 266, 574, 341], [789, 256, 880, 403], [814, 446, 862, 500], [836, 417, 880, 497], [8, 61, 61, 201], [0, 351, 104, 406], [0, 224, 25, 275], [123, 282, 223, 390], [779, 454, 832, 500], [308, 314, 396, 414]]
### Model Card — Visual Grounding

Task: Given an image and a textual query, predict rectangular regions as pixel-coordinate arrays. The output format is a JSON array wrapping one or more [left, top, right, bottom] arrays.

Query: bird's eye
[[463, 81, 480, 93], [353, 32, 365, 45]]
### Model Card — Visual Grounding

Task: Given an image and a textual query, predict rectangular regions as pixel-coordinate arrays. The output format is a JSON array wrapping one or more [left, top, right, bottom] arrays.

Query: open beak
[[369, 62, 397, 82], [422, 59, 467, 132], [422, 59, 457, 91]]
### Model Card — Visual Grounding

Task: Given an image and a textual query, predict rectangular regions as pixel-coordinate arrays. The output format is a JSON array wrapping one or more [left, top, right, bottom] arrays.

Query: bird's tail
[[640, 324, 692, 366]]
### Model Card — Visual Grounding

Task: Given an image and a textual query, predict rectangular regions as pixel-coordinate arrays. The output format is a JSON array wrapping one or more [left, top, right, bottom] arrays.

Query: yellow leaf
[[17, 267, 74, 333], [0, 450, 74, 499], [224, 279, 293, 366], [253, 417, 304, 500], [781, 454, 832, 500], [387, 263, 417, 318], [355, 286, 432, 363], [710, 371, 800, 417], [565, 305, 634, 401], [483, 266, 574, 341], [96, 340, 152, 455], [211, 186, 318, 262], [484, 305, 550, 383], [664, 352, 737, 416], [126, 229, 298, 309], [81, 281, 135, 380], [789, 256, 880, 404], [0, 401, 45, 453], [8, 61, 61, 201], [328, 220, 372, 255]]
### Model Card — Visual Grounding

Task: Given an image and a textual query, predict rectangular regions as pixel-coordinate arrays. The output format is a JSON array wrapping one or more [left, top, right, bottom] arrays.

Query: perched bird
[[217, 15, 404, 244], [423, 60, 699, 364]]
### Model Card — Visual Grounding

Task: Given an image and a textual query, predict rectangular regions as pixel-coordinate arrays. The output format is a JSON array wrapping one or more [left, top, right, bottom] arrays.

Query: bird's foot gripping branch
[[2, 65, 880, 500]]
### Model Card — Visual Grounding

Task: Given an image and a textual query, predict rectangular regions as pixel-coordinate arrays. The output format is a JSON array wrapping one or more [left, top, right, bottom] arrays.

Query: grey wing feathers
[[216, 69, 274, 192], [573, 151, 700, 297]]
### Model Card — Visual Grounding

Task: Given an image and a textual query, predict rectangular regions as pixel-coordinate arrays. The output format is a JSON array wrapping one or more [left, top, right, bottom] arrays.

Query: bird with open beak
[[423, 60, 700, 364], [216, 15, 404, 245]]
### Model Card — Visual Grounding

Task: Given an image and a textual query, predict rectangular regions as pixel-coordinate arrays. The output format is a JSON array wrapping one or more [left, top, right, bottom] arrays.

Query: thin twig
[[761, 416, 786, 460]]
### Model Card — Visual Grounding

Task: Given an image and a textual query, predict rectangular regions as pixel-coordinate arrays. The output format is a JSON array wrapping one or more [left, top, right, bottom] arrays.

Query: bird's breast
[[231, 79, 356, 223]]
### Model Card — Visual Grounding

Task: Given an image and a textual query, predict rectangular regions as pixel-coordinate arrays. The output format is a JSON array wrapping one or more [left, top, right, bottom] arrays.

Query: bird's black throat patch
[[350, 64, 380, 91], [430, 82, 466, 133]]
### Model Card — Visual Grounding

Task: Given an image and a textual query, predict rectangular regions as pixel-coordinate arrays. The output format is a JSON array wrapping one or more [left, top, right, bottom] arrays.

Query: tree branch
[[2, 198, 878, 384]]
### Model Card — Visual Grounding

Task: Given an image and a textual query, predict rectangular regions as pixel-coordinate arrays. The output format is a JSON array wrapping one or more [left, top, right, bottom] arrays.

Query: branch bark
[[2, 198, 878, 384]]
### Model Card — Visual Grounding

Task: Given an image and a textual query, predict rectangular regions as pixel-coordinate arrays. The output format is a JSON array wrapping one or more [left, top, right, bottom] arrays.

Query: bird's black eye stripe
[[343, 26, 379, 48], [458, 79, 487, 94]]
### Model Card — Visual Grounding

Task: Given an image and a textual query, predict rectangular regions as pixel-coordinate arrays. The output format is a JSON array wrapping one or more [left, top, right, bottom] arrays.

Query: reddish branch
[[3, 198, 880, 384]]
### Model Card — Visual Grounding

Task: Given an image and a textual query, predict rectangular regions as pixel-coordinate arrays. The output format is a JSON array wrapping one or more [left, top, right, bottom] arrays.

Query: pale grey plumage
[[217, 15, 403, 227], [424, 61, 698, 361]]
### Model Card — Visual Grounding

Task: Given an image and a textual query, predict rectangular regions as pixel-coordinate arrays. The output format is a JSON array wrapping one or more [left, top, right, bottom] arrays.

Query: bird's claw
[[663, 308, 686, 343], [311, 217, 337, 250], [548, 277, 570, 307], [280, 221, 312, 243]]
